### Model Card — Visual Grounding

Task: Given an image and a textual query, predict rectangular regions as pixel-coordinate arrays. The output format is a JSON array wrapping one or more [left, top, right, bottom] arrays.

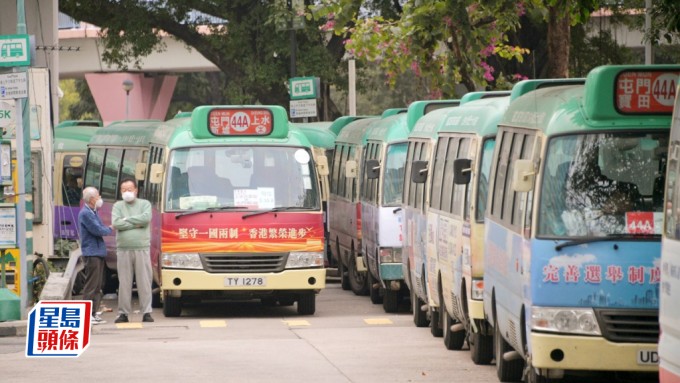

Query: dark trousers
[[82, 256, 105, 317]]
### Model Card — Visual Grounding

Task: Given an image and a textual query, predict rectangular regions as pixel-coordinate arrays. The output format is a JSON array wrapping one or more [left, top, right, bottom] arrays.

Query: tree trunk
[[546, 5, 570, 78]]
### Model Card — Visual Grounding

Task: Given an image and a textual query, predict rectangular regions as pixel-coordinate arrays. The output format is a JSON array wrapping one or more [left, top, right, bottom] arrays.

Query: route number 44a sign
[[626, 212, 663, 235], [616, 70, 679, 114]]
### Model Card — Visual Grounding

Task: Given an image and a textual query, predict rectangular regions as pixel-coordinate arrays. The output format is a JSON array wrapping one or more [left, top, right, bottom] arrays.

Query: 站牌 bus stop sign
[[0, 34, 30, 67]]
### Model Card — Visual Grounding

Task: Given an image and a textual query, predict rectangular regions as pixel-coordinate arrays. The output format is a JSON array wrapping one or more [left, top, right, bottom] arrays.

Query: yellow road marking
[[364, 318, 393, 325], [283, 320, 311, 327], [200, 320, 227, 328], [116, 323, 143, 329]]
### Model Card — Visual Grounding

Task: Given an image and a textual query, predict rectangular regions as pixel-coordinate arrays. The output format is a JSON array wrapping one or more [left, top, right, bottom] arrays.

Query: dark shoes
[[114, 313, 153, 323]]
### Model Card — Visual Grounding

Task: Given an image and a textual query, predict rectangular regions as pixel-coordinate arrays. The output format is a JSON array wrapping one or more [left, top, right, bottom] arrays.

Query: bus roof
[[365, 113, 409, 144], [381, 108, 406, 118], [55, 120, 102, 128], [89, 120, 163, 147], [163, 107, 313, 149], [54, 125, 100, 152], [409, 106, 459, 140], [406, 100, 460, 132], [500, 64, 680, 134], [334, 117, 380, 145], [460, 91, 510, 104], [291, 122, 336, 149], [438, 96, 510, 137], [328, 116, 374, 135], [509, 78, 585, 101]]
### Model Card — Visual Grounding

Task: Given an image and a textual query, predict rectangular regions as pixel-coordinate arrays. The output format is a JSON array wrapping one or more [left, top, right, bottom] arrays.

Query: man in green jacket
[[112, 178, 154, 323]]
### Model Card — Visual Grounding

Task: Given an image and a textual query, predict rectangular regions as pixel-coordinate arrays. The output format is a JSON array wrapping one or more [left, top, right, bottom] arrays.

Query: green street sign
[[289, 77, 317, 100], [0, 34, 30, 67]]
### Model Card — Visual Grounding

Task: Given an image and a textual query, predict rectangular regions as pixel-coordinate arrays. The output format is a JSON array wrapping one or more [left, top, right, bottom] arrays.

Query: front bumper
[[162, 268, 326, 291], [531, 332, 658, 371]]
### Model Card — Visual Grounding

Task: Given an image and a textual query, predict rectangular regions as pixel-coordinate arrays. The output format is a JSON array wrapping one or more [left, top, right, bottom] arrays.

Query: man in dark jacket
[[78, 186, 113, 325]]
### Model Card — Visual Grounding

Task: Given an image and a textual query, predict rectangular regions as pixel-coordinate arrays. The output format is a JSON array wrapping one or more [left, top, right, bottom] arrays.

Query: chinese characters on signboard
[[208, 109, 273, 136], [616, 71, 679, 114], [26, 301, 91, 357]]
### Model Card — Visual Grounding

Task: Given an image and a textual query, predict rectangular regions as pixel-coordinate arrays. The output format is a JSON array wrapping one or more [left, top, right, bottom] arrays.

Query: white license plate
[[224, 276, 267, 287], [637, 349, 659, 365]]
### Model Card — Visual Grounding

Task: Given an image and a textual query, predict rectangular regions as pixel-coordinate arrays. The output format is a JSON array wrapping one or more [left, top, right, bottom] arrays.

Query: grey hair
[[82, 186, 98, 202]]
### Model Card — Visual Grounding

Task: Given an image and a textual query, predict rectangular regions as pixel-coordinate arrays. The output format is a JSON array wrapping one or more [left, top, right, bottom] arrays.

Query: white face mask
[[95, 198, 104, 209], [122, 191, 136, 203]]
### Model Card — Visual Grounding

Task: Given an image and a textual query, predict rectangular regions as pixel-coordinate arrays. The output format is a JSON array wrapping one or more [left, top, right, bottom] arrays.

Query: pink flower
[[517, 2, 526, 17], [319, 20, 335, 31], [443, 16, 452, 27], [481, 62, 495, 82], [410, 61, 421, 76]]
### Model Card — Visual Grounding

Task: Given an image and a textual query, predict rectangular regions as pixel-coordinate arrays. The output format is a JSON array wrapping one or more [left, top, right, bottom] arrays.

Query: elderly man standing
[[78, 186, 113, 325], [112, 178, 153, 323]]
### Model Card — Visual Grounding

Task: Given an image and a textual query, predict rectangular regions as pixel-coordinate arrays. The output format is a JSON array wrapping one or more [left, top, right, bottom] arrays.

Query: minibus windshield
[[165, 146, 320, 211], [539, 132, 668, 238]]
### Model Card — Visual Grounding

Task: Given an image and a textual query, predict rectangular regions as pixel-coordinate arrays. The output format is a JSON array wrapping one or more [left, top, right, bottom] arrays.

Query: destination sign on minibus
[[208, 108, 273, 136], [615, 70, 679, 114]]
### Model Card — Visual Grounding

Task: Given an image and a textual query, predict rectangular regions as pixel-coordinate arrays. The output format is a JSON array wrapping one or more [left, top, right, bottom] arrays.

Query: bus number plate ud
[[636, 349, 659, 365], [224, 277, 267, 287]]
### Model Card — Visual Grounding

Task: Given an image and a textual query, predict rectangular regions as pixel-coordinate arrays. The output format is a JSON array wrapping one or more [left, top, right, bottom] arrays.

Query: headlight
[[161, 253, 203, 269], [379, 248, 402, 263], [532, 307, 601, 336], [471, 279, 484, 300], [286, 252, 324, 268]]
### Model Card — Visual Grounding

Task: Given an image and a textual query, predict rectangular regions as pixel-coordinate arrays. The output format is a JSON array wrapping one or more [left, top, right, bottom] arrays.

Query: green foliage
[[59, 79, 99, 121], [311, 0, 531, 96]]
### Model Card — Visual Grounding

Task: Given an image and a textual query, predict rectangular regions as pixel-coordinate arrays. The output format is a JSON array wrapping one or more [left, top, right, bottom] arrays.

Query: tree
[[59, 0, 356, 117], [314, 1, 530, 97]]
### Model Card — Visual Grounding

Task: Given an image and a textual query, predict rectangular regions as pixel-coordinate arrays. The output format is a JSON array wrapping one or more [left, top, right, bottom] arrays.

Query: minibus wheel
[[441, 287, 465, 350], [411, 289, 429, 327], [470, 329, 493, 364], [494, 312, 523, 382], [367, 270, 382, 304], [383, 289, 399, 313], [348, 254, 369, 296], [162, 293, 182, 317], [297, 292, 316, 315]]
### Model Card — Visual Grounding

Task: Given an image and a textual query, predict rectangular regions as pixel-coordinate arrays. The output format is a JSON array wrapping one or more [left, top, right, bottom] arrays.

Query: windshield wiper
[[175, 206, 247, 219], [554, 233, 658, 251], [242, 206, 310, 219]]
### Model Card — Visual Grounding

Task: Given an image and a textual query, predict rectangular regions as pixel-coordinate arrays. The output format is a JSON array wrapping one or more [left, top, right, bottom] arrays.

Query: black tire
[[348, 254, 369, 296], [383, 288, 399, 313], [368, 270, 382, 304], [411, 289, 429, 327], [470, 329, 494, 365], [338, 250, 351, 291], [151, 281, 162, 308], [442, 307, 465, 350], [163, 293, 182, 317], [430, 305, 443, 337], [297, 292, 316, 315], [279, 297, 295, 306], [261, 297, 277, 306], [494, 316, 523, 382]]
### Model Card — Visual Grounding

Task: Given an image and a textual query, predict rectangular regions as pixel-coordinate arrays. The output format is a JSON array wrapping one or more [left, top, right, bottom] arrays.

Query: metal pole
[[348, 59, 356, 116], [125, 91, 130, 120], [16, 0, 33, 319], [645, 0, 653, 65]]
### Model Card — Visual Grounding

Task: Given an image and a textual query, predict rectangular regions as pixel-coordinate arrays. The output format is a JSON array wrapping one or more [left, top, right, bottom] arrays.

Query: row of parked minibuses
[[321, 64, 680, 383]]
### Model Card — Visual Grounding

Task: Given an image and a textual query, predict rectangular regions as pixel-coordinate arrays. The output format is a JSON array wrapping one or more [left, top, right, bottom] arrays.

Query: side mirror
[[410, 160, 428, 184], [345, 160, 357, 179], [512, 159, 535, 192], [316, 155, 329, 177], [149, 163, 164, 184], [135, 162, 147, 181], [453, 158, 472, 185], [365, 159, 380, 179]]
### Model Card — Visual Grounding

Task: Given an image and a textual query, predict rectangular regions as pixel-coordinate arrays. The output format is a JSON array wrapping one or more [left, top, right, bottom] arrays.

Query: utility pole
[[16, 0, 33, 319], [645, 0, 653, 65]]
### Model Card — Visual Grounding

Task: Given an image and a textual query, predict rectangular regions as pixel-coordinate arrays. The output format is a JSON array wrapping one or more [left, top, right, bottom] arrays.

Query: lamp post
[[122, 79, 134, 120]]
